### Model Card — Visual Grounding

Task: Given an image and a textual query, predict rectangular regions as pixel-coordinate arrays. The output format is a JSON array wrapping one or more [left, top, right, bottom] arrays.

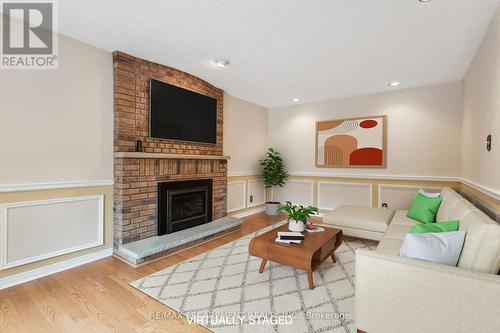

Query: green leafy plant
[[279, 201, 319, 223], [260, 148, 289, 203]]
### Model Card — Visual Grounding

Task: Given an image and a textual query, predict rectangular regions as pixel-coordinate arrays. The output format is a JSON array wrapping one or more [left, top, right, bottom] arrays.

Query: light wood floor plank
[[0, 212, 288, 332]]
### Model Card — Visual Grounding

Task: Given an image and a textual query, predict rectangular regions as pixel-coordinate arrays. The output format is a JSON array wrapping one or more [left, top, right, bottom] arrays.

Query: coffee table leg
[[307, 271, 314, 289], [258, 259, 267, 273], [331, 254, 337, 263]]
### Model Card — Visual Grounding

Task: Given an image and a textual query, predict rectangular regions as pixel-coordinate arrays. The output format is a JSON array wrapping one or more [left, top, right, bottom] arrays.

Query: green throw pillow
[[409, 220, 459, 234], [407, 193, 442, 224]]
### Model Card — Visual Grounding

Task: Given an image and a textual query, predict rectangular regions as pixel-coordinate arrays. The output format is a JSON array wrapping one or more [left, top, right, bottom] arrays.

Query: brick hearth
[[113, 51, 228, 246]]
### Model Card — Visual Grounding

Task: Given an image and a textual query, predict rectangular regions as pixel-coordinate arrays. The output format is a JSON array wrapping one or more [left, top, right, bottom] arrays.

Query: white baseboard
[[0, 248, 113, 290], [288, 172, 459, 182], [230, 206, 266, 218]]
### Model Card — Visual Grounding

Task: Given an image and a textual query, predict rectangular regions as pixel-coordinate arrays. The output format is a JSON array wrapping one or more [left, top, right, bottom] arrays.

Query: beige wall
[[0, 34, 113, 186], [223, 92, 268, 175], [0, 32, 113, 286], [268, 82, 463, 178], [462, 7, 500, 194]]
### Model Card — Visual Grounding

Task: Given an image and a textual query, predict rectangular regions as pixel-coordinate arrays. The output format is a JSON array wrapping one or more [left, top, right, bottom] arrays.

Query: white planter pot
[[288, 220, 306, 232], [265, 202, 281, 216]]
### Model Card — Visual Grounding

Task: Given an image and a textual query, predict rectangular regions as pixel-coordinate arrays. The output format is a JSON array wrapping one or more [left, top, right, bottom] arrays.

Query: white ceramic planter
[[265, 202, 281, 216], [288, 220, 306, 232]]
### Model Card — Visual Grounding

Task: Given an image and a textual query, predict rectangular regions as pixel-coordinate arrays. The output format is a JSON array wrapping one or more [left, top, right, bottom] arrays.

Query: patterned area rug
[[131, 223, 377, 333]]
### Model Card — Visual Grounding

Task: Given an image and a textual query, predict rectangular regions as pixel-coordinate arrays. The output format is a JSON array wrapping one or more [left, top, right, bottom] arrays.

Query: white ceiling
[[57, 0, 499, 108]]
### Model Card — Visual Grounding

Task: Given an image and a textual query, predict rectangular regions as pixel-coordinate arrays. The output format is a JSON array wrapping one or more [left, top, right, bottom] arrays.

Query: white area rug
[[131, 223, 377, 333]]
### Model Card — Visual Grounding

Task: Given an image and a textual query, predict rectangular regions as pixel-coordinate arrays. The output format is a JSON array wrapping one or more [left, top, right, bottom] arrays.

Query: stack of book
[[275, 232, 305, 245]]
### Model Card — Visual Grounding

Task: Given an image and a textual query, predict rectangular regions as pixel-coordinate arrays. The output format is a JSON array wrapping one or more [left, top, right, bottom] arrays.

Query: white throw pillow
[[399, 231, 465, 266], [416, 189, 441, 198]]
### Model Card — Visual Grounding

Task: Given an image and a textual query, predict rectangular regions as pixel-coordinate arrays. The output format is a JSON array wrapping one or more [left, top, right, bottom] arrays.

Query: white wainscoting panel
[[273, 180, 314, 206], [0, 195, 104, 270], [247, 180, 266, 208], [378, 184, 443, 210], [318, 182, 372, 210], [227, 181, 247, 213]]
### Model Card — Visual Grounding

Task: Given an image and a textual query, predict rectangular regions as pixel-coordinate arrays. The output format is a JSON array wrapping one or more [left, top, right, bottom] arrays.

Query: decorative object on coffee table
[[249, 223, 342, 289], [307, 222, 317, 230], [279, 201, 319, 232], [260, 148, 289, 215]]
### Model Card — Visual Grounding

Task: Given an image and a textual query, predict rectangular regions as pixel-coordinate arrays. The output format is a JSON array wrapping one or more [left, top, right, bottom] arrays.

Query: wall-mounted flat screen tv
[[150, 78, 217, 144]]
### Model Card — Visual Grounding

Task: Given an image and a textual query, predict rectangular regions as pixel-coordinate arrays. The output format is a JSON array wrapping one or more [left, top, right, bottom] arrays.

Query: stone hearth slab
[[115, 216, 243, 266]]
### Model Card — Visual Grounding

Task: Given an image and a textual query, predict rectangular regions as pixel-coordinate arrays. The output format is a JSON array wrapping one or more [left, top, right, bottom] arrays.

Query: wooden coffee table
[[248, 224, 343, 289]]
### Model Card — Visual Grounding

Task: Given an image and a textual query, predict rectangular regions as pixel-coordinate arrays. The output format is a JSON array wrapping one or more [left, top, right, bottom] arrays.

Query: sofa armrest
[[355, 248, 500, 333]]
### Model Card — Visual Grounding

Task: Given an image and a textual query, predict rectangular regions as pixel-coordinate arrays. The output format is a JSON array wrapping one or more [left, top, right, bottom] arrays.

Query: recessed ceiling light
[[212, 59, 230, 67], [419, 0, 431, 2], [388, 81, 401, 87], [292, 98, 301, 103]]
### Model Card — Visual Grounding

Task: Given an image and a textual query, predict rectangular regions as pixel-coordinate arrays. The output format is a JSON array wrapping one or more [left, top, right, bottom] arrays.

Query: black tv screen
[[150, 79, 217, 144]]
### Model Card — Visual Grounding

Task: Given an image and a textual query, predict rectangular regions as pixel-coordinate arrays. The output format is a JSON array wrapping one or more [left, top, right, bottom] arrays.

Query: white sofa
[[354, 188, 500, 333]]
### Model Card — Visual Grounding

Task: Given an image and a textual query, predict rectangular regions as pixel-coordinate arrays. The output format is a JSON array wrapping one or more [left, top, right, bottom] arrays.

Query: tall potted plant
[[279, 201, 319, 232], [260, 148, 289, 215]]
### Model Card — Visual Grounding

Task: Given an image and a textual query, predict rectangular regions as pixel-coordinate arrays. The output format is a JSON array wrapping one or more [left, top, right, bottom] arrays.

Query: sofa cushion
[[376, 210, 415, 255], [323, 205, 394, 233], [389, 210, 420, 227], [447, 200, 475, 222], [457, 212, 500, 274], [384, 223, 413, 240], [376, 237, 404, 256], [436, 188, 463, 222], [461, 199, 493, 222]]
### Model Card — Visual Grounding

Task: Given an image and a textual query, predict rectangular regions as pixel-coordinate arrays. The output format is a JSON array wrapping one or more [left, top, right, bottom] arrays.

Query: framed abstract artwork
[[315, 115, 386, 168]]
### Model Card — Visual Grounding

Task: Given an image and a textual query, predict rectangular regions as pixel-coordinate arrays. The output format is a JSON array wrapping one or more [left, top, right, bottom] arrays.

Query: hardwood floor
[[0, 212, 293, 333]]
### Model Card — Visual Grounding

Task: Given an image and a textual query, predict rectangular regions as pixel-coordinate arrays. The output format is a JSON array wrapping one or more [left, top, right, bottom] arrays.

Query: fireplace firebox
[[158, 179, 212, 235]]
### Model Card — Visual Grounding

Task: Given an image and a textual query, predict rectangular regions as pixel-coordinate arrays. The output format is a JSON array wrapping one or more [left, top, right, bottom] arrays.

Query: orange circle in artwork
[[360, 120, 378, 128]]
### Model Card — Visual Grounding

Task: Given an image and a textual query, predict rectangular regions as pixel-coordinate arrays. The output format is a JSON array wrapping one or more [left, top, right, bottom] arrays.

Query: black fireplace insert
[[157, 179, 212, 235]]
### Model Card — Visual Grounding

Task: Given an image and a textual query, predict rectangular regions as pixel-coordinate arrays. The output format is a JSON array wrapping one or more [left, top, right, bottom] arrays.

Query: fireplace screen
[[158, 179, 212, 235], [171, 191, 206, 222]]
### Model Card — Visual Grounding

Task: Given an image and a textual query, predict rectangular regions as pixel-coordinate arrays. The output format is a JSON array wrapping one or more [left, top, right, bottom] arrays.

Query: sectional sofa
[[329, 188, 500, 333]]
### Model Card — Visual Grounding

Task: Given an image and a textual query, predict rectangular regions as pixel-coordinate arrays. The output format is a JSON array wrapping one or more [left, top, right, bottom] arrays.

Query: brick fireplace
[[113, 51, 228, 246]]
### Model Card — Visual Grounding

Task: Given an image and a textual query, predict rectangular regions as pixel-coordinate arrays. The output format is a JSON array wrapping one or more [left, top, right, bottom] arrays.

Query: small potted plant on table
[[260, 148, 289, 215], [279, 201, 319, 232]]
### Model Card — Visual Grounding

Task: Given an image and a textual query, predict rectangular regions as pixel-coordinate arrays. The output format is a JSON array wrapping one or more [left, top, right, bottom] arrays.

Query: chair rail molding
[[460, 178, 500, 201], [0, 180, 114, 193], [288, 172, 459, 182]]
